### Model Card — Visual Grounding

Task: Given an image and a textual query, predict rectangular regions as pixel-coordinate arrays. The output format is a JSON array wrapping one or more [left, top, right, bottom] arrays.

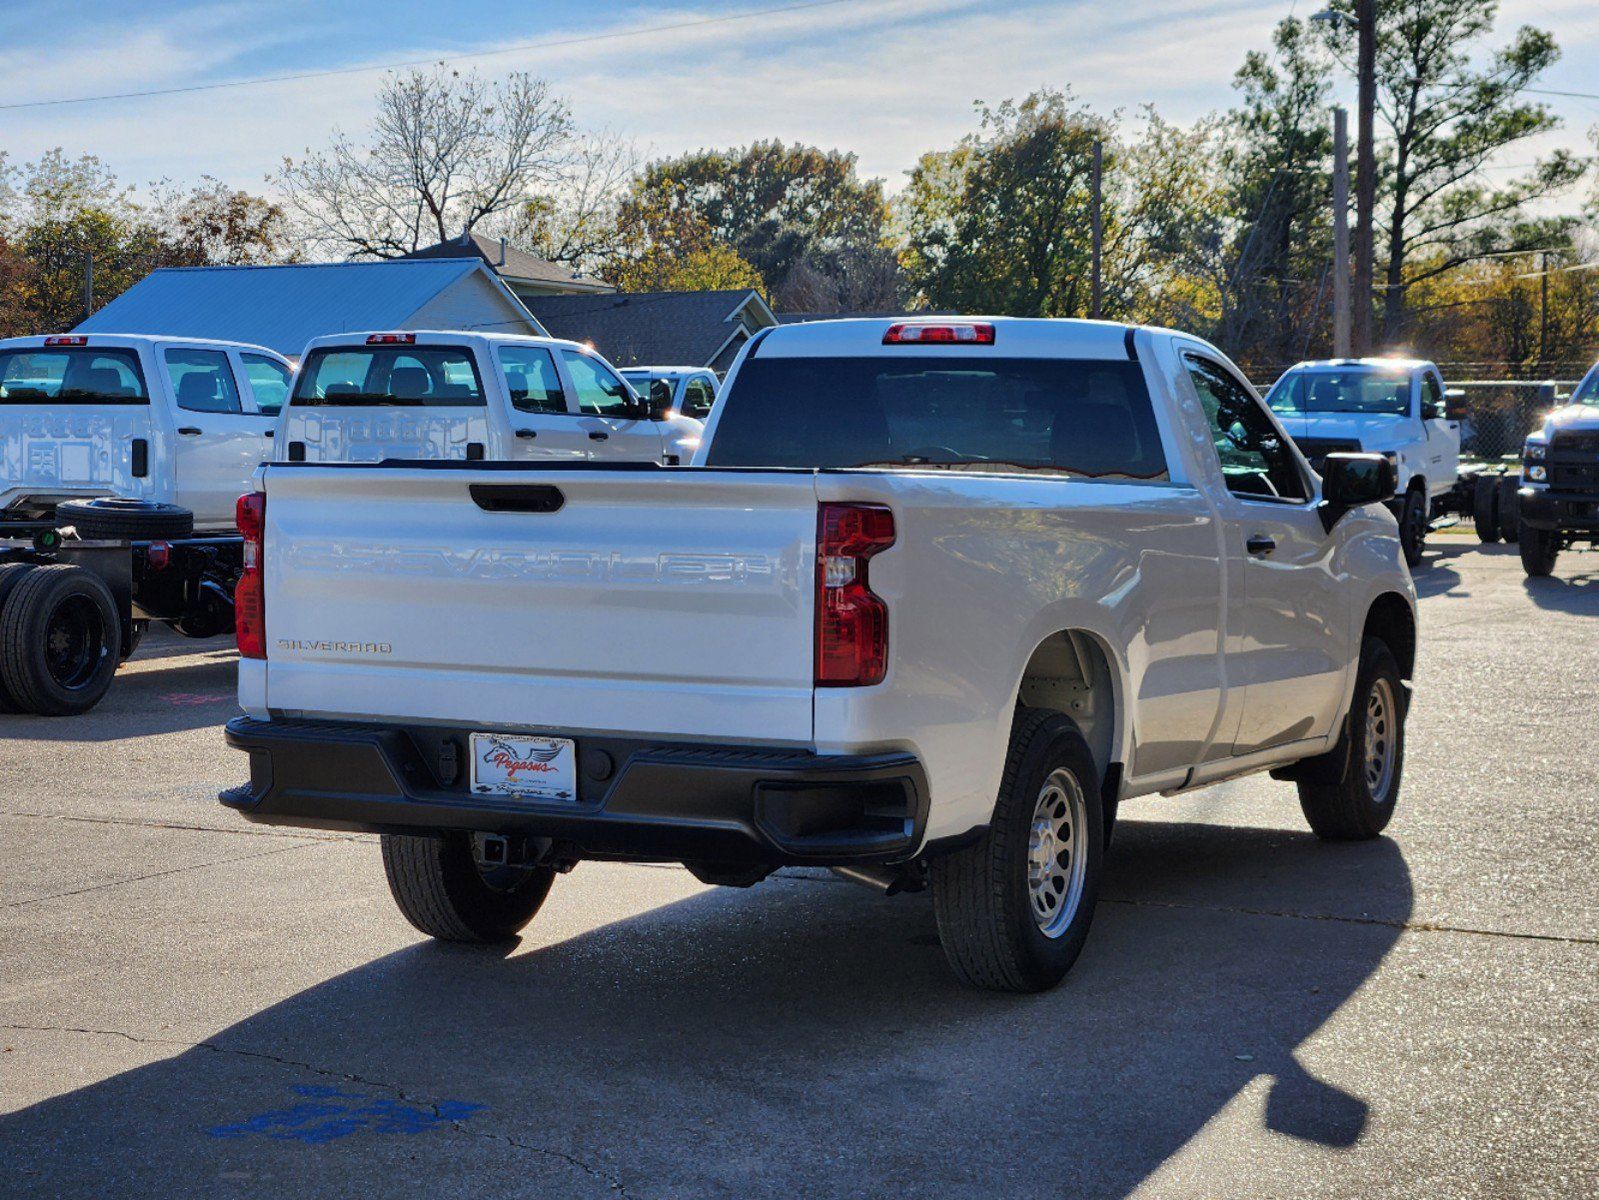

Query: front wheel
[[1519, 523, 1559, 577], [1398, 487, 1428, 568], [931, 708, 1104, 992], [381, 832, 556, 942], [1297, 637, 1406, 841]]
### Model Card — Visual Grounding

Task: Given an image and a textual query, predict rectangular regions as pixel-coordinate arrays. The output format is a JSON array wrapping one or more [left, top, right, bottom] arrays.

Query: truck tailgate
[[260, 466, 819, 744]]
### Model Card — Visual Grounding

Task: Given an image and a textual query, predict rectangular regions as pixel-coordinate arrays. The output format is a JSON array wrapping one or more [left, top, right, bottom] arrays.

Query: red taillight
[[365, 332, 416, 345], [44, 335, 88, 347], [883, 322, 995, 346], [815, 503, 894, 687], [235, 492, 266, 659]]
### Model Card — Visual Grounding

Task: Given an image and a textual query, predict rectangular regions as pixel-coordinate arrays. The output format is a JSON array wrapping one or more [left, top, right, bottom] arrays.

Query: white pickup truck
[[221, 318, 1417, 992], [1, 333, 292, 530], [1266, 358, 1465, 567], [276, 332, 703, 466], [0, 333, 294, 715]]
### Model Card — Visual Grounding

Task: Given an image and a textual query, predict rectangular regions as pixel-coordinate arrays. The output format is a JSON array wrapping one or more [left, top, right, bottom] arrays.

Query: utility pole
[[1352, 0, 1376, 355], [1090, 139, 1104, 319], [83, 252, 94, 323], [1332, 107, 1352, 358]]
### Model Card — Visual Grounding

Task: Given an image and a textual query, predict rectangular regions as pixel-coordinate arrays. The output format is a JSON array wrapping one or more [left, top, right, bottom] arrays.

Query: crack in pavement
[[0, 1023, 630, 1195], [2, 841, 325, 909], [0, 809, 362, 843], [1100, 895, 1599, 945]]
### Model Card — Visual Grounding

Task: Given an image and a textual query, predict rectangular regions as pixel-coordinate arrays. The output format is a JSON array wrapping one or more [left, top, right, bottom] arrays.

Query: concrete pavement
[[2, 537, 1596, 1198]]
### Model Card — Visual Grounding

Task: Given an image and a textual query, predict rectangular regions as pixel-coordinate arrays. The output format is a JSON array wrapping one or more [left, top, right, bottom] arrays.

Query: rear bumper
[[1519, 487, 1599, 531], [220, 716, 928, 866]]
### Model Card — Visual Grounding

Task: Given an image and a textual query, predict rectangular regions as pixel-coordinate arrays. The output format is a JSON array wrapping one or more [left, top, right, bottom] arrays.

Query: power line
[[0, 0, 867, 112], [1525, 86, 1599, 102]]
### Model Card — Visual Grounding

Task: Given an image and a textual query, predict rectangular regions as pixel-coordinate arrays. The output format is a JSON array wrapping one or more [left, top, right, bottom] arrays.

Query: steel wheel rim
[[1027, 767, 1089, 939], [44, 595, 106, 689], [1364, 677, 1397, 802]]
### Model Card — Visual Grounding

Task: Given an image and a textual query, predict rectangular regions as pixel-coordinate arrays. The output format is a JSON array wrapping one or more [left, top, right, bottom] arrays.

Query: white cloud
[[3, 0, 1594, 201]]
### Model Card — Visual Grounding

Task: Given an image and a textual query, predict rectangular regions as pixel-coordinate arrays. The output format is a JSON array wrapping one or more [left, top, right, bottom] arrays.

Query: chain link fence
[[1448, 380, 1578, 461]]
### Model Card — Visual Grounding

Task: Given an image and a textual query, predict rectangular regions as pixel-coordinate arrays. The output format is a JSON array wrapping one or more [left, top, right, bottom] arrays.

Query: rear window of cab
[[0, 348, 149, 405], [290, 346, 484, 407], [707, 355, 1168, 480]]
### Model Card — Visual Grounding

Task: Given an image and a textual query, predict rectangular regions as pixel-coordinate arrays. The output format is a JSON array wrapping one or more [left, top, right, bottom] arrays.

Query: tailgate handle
[[469, 484, 565, 514]]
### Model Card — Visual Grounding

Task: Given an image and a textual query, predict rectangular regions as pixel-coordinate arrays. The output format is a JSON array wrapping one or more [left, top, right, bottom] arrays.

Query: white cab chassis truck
[[0, 333, 293, 715], [1517, 362, 1599, 577], [276, 332, 703, 467], [1266, 358, 1465, 568], [222, 318, 1418, 992]]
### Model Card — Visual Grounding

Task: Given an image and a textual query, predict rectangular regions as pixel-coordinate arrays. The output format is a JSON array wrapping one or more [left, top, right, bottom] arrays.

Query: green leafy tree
[[610, 141, 888, 300], [1221, 17, 1337, 370], [1321, 0, 1586, 340], [601, 192, 763, 292], [898, 90, 1113, 317]]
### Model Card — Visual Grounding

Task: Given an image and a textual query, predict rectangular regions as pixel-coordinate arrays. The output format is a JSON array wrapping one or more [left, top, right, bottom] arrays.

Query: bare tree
[[276, 66, 576, 258], [487, 129, 640, 271]]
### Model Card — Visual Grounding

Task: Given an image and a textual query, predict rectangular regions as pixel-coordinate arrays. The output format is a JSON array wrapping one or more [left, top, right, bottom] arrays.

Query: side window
[[241, 354, 292, 415], [684, 377, 716, 420], [561, 350, 633, 417], [166, 348, 242, 414], [500, 347, 567, 414], [1421, 373, 1444, 420], [1184, 354, 1306, 501]]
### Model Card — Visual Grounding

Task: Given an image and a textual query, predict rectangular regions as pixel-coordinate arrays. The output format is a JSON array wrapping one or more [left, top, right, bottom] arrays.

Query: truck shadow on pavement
[[0, 655, 238, 742], [0, 821, 1411, 1199]]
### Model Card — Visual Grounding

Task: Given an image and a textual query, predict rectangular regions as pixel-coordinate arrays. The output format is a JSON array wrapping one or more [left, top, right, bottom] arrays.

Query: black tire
[[0, 565, 121, 716], [1472, 475, 1501, 543], [1519, 522, 1559, 577], [1398, 486, 1427, 568], [930, 708, 1104, 992], [1497, 477, 1521, 543], [1297, 637, 1406, 841], [0, 563, 38, 713], [381, 832, 556, 942], [55, 498, 194, 541]]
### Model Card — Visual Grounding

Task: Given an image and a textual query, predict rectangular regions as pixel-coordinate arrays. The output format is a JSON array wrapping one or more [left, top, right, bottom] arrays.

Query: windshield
[[290, 346, 484, 407], [706, 356, 1168, 480], [0, 347, 149, 405], [1267, 369, 1411, 416], [1571, 366, 1599, 406]]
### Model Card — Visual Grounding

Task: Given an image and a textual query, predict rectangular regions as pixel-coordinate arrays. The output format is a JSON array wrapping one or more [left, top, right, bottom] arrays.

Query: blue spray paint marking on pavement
[[208, 1084, 486, 1144]]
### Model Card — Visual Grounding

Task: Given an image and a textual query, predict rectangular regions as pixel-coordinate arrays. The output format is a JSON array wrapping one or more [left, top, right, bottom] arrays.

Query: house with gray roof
[[403, 232, 614, 301], [522, 289, 778, 373], [75, 259, 546, 359]]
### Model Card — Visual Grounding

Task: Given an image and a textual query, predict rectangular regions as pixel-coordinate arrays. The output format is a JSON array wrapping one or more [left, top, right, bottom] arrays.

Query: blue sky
[[3, 0, 1597, 197]]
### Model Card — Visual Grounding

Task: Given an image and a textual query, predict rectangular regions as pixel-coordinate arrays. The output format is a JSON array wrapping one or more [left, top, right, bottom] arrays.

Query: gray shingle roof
[[522, 290, 769, 368], [404, 233, 611, 291]]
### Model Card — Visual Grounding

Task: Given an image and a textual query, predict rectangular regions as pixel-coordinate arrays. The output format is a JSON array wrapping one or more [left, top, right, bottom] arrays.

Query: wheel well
[[1017, 630, 1116, 779], [1364, 593, 1416, 680]]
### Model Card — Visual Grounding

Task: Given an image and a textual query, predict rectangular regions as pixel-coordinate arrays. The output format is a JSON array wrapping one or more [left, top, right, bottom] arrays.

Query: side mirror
[[1442, 388, 1469, 421], [1319, 452, 1396, 533]]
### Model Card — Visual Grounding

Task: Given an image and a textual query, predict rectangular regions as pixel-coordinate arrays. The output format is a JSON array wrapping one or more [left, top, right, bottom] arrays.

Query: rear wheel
[[1519, 523, 1559, 577], [381, 832, 556, 942], [1498, 478, 1521, 544], [0, 563, 38, 713], [931, 708, 1104, 992], [0, 565, 121, 716], [1297, 637, 1406, 841], [1472, 475, 1501, 543]]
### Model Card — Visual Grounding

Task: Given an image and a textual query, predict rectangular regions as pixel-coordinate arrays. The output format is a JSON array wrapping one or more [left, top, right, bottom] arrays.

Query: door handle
[[1246, 534, 1277, 556], [588, 430, 609, 441], [515, 428, 538, 439], [177, 426, 202, 436]]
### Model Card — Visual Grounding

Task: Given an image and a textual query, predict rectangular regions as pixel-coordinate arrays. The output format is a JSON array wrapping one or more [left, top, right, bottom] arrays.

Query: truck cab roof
[[0, 332, 289, 356], [1281, 357, 1437, 374], [296, 329, 595, 359], [749, 316, 1170, 362]]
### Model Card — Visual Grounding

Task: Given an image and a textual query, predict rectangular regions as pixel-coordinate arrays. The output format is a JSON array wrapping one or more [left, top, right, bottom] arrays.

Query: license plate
[[468, 732, 577, 801]]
